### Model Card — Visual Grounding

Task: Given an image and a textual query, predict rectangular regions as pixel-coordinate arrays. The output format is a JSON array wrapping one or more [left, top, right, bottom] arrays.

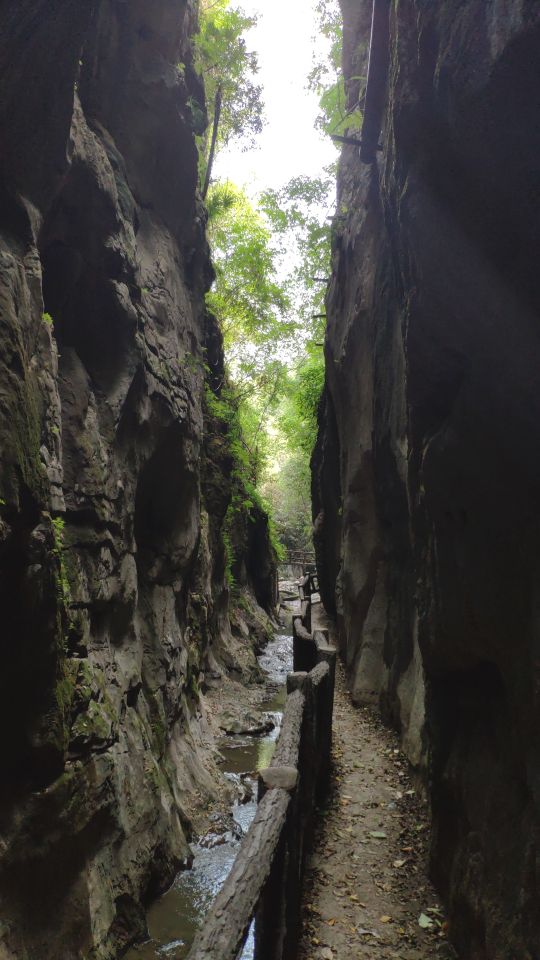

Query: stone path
[[297, 622, 455, 960]]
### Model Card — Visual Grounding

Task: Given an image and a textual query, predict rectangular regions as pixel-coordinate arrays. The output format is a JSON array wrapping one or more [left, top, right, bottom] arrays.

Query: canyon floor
[[298, 615, 455, 960]]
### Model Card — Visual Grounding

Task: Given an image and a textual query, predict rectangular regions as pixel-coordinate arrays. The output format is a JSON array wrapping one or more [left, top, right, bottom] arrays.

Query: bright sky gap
[[215, 0, 337, 194]]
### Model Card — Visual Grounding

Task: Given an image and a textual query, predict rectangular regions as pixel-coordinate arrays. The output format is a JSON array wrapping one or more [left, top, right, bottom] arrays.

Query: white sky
[[214, 0, 337, 193]]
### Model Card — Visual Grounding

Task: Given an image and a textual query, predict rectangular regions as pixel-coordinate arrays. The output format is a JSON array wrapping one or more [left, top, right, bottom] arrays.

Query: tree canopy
[[199, 0, 344, 555], [194, 0, 263, 194]]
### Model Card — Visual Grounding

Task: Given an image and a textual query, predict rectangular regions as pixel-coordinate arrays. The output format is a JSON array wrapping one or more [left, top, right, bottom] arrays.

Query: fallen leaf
[[418, 913, 434, 929], [380, 915, 392, 923], [393, 858, 406, 868], [326, 918, 336, 926], [369, 830, 387, 839]]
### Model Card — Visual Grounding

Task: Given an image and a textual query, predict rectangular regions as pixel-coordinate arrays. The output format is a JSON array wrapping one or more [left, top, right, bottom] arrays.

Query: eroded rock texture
[[0, 2, 275, 957], [313, 1, 540, 955]]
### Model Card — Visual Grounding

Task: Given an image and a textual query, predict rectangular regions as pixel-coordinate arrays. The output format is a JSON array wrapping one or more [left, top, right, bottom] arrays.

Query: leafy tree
[[206, 181, 293, 393], [280, 347, 325, 457], [204, 382, 284, 589], [197, 2, 349, 558], [308, 0, 364, 137], [205, 181, 295, 510], [261, 174, 334, 340], [204, 172, 331, 554], [263, 346, 325, 551], [263, 448, 313, 553], [194, 0, 264, 195]]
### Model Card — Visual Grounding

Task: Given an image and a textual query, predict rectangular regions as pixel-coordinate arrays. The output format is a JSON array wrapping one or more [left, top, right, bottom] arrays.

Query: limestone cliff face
[[313, 1, 540, 955], [0, 2, 275, 958]]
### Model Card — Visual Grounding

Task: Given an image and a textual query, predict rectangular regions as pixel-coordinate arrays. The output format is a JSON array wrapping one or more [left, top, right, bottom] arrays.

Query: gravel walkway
[[297, 642, 455, 960]]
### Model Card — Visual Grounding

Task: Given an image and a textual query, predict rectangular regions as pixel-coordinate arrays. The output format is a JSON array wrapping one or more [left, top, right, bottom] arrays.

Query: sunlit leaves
[[308, 0, 364, 139], [194, 0, 264, 185], [263, 346, 325, 551], [261, 175, 334, 339], [206, 182, 294, 381], [205, 180, 294, 494], [280, 347, 325, 458]]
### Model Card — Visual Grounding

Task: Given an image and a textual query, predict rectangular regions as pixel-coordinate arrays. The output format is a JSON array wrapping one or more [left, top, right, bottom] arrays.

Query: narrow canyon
[[0, 1, 539, 959]]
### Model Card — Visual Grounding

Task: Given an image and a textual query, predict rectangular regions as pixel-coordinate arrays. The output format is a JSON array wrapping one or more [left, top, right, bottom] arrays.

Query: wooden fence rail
[[187, 593, 336, 960], [279, 552, 316, 576], [297, 572, 319, 602], [280, 551, 316, 564]]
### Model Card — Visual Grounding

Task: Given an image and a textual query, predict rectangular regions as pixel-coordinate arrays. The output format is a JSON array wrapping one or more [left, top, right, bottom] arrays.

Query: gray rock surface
[[0, 2, 276, 958], [258, 766, 298, 793], [313, 1, 540, 956], [219, 713, 275, 736]]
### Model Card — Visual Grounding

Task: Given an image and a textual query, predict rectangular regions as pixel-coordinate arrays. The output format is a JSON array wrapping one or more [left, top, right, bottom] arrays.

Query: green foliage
[[203, 177, 331, 563], [194, 0, 264, 185], [42, 312, 54, 326], [308, 0, 364, 139], [261, 175, 334, 340], [206, 182, 294, 445], [263, 348, 325, 551], [204, 381, 283, 585], [207, 182, 292, 366], [269, 516, 286, 563], [197, 3, 349, 564], [51, 516, 71, 608], [318, 78, 363, 137], [263, 450, 312, 553], [280, 348, 325, 457]]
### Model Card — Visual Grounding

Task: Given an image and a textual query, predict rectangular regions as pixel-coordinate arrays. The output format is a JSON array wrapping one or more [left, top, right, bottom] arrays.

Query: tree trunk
[[202, 83, 222, 200]]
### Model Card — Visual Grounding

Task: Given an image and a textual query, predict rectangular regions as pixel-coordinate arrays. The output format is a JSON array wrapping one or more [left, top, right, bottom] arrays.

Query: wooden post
[[187, 588, 337, 960], [293, 617, 315, 672]]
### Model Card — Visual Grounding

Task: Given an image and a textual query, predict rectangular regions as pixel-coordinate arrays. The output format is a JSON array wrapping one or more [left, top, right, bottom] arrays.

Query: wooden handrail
[[187, 789, 291, 960], [186, 594, 336, 960]]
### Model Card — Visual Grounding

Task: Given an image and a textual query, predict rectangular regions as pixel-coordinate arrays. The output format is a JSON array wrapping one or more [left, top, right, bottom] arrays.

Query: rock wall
[[0, 2, 276, 958], [313, 1, 540, 955]]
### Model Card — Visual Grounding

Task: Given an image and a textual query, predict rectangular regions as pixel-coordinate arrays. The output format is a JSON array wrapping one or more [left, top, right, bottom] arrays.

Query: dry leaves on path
[[297, 656, 455, 960]]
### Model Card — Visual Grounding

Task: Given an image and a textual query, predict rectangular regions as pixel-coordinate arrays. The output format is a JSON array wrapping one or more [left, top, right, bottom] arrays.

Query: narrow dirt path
[[298, 616, 455, 960]]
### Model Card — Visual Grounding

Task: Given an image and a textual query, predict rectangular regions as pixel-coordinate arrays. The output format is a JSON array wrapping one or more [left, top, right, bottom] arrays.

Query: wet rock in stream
[[199, 813, 244, 849], [219, 712, 276, 736], [124, 630, 292, 960]]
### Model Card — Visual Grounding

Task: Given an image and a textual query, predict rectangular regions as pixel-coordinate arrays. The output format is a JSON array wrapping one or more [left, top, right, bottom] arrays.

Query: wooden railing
[[279, 551, 316, 569], [297, 571, 319, 601], [187, 595, 336, 960]]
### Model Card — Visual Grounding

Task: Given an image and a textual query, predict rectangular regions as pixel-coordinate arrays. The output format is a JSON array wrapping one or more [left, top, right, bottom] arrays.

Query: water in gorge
[[126, 620, 294, 960]]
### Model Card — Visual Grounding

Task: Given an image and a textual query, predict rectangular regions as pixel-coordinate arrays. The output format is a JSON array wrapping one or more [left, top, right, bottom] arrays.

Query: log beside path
[[187, 583, 336, 960]]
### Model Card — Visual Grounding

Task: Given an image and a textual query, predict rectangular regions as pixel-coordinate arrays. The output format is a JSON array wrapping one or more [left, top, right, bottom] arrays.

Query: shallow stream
[[126, 627, 293, 960]]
